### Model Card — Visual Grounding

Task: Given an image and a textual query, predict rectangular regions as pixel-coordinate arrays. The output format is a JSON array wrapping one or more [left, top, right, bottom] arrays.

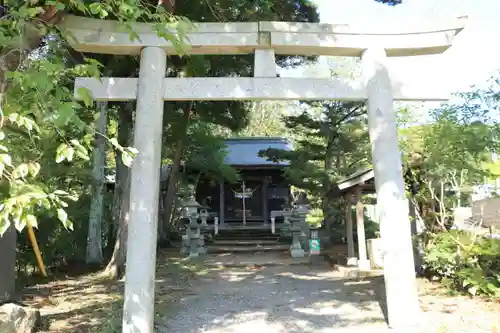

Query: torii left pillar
[[122, 47, 167, 333]]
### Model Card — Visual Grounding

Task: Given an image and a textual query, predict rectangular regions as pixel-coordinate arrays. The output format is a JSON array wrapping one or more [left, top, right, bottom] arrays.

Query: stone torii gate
[[59, 15, 466, 333]]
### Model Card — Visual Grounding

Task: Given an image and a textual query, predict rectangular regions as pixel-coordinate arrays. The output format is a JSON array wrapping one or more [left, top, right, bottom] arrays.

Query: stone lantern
[[292, 203, 311, 217], [199, 209, 209, 226], [292, 204, 314, 253], [182, 197, 201, 221], [180, 197, 206, 257]]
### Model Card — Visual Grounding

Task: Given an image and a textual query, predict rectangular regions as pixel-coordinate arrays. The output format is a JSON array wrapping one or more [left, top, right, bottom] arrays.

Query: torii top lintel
[[58, 15, 467, 57]]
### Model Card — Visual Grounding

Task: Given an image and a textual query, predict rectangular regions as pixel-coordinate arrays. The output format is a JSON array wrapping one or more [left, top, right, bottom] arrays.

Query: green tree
[[402, 73, 500, 233], [262, 101, 369, 228], [232, 101, 291, 137], [0, 0, 189, 297]]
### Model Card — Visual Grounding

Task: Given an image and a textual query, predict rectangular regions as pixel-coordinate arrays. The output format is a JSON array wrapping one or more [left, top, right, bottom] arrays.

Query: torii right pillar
[[362, 47, 420, 330]]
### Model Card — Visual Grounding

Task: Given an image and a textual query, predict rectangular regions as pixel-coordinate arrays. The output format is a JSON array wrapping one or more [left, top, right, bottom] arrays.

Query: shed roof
[[338, 168, 374, 191], [330, 167, 376, 198], [223, 137, 292, 167]]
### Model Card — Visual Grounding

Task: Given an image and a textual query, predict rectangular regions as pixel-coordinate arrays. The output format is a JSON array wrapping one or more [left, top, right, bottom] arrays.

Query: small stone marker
[[309, 239, 320, 255]]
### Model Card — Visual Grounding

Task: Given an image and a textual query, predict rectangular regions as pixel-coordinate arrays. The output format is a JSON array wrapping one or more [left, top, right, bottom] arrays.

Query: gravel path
[[159, 263, 389, 333]]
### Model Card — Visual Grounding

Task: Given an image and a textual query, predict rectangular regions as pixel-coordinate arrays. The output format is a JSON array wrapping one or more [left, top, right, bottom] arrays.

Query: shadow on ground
[[19, 250, 500, 333], [21, 249, 207, 333], [160, 260, 390, 333]]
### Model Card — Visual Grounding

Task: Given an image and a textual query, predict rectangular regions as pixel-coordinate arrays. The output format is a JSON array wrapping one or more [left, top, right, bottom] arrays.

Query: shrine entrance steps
[[207, 226, 291, 254]]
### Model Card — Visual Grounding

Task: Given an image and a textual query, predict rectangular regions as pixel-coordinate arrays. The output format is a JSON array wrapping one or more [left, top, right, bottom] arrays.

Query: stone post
[[262, 177, 269, 225], [219, 182, 225, 226], [344, 194, 356, 266], [355, 186, 370, 270], [189, 225, 200, 258], [290, 225, 305, 258], [188, 223, 202, 257], [122, 46, 166, 333], [180, 230, 190, 255], [362, 47, 420, 329], [214, 217, 219, 235]]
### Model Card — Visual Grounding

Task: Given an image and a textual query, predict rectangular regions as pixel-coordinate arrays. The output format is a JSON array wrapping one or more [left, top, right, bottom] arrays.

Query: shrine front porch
[[195, 168, 293, 227], [215, 222, 291, 231]]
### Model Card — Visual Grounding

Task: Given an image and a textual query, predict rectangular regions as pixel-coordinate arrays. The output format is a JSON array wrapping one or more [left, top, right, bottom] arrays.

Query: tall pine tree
[[261, 100, 370, 236]]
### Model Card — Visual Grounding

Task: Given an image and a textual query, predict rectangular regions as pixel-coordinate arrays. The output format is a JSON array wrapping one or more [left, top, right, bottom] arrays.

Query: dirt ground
[[415, 278, 500, 333], [21, 249, 206, 333], [19, 250, 500, 333]]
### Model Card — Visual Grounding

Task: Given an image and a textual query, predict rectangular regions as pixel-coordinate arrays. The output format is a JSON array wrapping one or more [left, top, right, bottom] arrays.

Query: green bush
[[423, 230, 500, 297], [15, 188, 117, 278], [306, 208, 324, 227], [16, 194, 91, 276], [329, 210, 379, 244]]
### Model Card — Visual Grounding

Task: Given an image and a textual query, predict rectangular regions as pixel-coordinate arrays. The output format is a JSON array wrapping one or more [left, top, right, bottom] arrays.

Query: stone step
[[203, 253, 313, 268], [216, 230, 276, 235], [214, 235, 279, 240], [207, 244, 290, 253], [211, 239, 281, 246], [217, 228, 278, 233], [214, 233, 280, 241], [213, 238, 282, 246]]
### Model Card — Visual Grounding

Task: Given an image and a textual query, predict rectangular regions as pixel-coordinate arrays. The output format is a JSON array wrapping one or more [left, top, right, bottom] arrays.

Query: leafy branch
[[0, 0, 191, 234]]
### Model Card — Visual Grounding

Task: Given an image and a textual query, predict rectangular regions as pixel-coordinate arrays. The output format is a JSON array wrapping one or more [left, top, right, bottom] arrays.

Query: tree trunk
[[0, 225, 16, 301], [157, 187, 167, 241], [162, 140, 184, 228], [103, 169, 131, 279], [409, 199, 423, 274], [106, 189, 118, 256], [162, 104, 191, 232], [103, 102, 134, 279], [86, 102, 108, 264], [322, 141, 335, 234], [157, 165, 171, 242]]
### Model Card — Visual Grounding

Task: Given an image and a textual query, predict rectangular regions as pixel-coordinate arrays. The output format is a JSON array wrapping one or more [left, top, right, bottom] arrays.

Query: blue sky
[[283, 0, 500, 93]]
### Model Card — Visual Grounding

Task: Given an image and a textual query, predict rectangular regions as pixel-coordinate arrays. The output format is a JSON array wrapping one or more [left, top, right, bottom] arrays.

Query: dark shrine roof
[[106, 138, 292, 185], [223, 137, 292, 167]]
